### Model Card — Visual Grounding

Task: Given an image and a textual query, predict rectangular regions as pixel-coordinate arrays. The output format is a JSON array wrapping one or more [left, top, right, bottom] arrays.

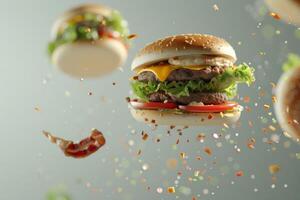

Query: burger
[[128, 34, 255, 126], [48, 4, 130, 78], [265, 0, 300, 26], [275, 54, 300, 141]]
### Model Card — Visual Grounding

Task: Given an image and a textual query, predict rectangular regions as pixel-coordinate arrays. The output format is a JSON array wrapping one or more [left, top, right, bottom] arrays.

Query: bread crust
[[52, 39, 127, 78], [275, 67, 300, 141], [130, 107, 241, 126], [132, 34, 236, 70]]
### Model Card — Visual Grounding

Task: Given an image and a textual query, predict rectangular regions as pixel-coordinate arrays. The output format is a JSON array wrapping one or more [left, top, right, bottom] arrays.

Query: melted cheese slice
[[136, 64, 207, 81]]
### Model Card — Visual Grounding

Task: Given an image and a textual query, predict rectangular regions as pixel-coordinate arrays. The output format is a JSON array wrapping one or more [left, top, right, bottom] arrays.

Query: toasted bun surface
[[275, 67, 300, 141], [132, 34, 236, 71], [130, 107, 241, 126], [52, 39, 127, 78], [51, 4, 112, 38], [265, 0, 300, 26]]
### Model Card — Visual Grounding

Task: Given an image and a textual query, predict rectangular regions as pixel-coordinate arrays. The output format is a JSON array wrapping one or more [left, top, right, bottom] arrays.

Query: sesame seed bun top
[[131, 34, 237, 71]]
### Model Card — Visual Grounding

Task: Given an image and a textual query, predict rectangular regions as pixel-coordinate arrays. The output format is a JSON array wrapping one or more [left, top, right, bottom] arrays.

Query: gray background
[[0, 0, 300, 199]]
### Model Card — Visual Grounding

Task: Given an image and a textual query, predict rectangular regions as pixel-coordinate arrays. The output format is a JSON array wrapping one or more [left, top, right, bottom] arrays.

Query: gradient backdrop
[[1, 0, 300, 199]]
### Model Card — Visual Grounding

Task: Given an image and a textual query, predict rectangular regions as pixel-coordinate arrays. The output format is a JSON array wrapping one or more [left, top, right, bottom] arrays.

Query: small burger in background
[[275, 54, 300, 141], [128, 34, 255, 126], [48, 4, 130, 78], [265, 0, 300, 26]]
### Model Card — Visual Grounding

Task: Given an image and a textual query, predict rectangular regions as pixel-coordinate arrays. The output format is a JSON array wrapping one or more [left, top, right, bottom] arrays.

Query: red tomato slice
[[129, 100, 177, 110], [178, 102, 238, 113], [98, 26, 120, 39]]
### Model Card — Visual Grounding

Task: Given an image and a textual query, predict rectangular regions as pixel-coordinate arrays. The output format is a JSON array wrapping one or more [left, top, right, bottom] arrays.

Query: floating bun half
[[275, 67, 300, 141], [265, 0, 300, 26], [52, 39, 127, 78]]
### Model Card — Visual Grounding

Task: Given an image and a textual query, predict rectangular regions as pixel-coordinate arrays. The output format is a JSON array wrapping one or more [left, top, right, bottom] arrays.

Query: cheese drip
[[136, 64, 207, 81]]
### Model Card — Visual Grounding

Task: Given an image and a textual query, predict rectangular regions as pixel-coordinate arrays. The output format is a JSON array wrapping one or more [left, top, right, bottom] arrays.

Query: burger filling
[[131, 62, 255, 105], [48, 11, 129, 55]]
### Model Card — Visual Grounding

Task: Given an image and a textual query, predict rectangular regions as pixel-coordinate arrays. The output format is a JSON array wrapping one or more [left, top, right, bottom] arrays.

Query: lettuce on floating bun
[[48, 4, 130, 78], [282, 53, 300, 72]]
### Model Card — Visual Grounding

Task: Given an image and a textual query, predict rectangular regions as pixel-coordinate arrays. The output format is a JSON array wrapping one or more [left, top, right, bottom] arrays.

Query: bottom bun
[[52, 39, 127, 78], [275, 67, 300, 141], [130, 107, 241, 126]]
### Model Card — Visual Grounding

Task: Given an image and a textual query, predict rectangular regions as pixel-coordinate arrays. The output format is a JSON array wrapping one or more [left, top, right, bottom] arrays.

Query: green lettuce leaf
[[46, 187, 71, 200], [131, 63, 255, 101], [106, 10, 129, 38], [48, 11, 129, 56], [48, 24, 78, 55], [282, 53, 300, 72]]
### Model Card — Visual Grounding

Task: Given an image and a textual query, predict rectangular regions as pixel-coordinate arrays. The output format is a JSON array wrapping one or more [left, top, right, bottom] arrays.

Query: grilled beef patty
[[138, 66, 225, 82], [149, 91, 227, 105], [137, 65, 228, 105]]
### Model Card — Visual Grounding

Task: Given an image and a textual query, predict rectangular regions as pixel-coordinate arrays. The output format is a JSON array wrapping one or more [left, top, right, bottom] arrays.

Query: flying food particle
[[269, 125, 276, 132], [142, 131, 149, 140], [204, 147, 212, 155], [196, 156, 202, 160], [196, 133, 206, 142], [220, 112, 224, 118], [128, 140, 134, 146], [127, 34, 138, 39], [166, 158, 178, 170], [167, 187, 176, 193], [180, 152, 186, 159], [170, 125, 176, 129], [243, 96, 250, 103], [223, 123, 229, 128], [269, 164, 280, 174], [213, 4, 219, 11], [247, 137, 256, 149], [142, 163, 149, 171], [212, 133, 220, 139], [270, 12, 281, 20], [235, 170, 244, 177], [156, 187, 163, 194], [263, 104, 270, 109], [137, 149, 142, 156]]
